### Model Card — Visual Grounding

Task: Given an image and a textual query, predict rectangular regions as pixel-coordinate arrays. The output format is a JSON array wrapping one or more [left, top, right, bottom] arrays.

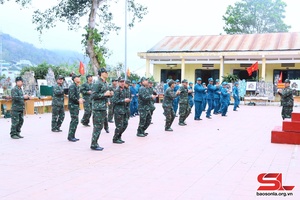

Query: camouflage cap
[[284, 79, 291, 83], [181, 79, 188, 83], [125, 80, 131, 84], [15, 76, 23, 82], [140, 77, 148, 82], [168, 80, 175, 86], [86, 74, 92, 79], [98, 68, 107, 75], [72, 74, 81, 80], [57, 75, 65, 80], [118, 77, 125, 82]]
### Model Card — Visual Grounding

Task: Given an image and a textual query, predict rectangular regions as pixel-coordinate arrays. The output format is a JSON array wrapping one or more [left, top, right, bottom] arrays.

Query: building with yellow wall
[[138, 32, 300, 84]]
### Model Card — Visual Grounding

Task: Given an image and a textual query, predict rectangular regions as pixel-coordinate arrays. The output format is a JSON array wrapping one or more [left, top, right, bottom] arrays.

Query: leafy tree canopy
[[223, 0, 290, 34]]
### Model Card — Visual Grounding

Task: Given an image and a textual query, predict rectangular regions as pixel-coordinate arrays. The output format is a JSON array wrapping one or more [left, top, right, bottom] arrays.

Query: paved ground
[[0, 103, 300, 200]]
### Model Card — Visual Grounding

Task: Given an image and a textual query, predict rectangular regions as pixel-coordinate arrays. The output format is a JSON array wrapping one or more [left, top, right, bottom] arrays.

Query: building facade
[[138, 32, 300, 84]]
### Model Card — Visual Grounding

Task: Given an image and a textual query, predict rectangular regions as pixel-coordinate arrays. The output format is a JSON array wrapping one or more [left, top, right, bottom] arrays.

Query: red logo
[[257, 173, 294, 191]]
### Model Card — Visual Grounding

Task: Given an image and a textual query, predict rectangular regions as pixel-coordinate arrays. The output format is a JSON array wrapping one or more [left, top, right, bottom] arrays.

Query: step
[[292, 113, 300, 122], [282, 120, 300, 132], [271, 126, 300, 144]]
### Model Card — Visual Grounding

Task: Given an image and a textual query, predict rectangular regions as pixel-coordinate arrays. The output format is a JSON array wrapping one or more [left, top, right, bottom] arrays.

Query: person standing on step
[[178, 79, 190, 126], [51, 75, 65, 132], [163, 80, 180, 131], [136, 77, 158, 137], [90, 68, 113, 151], [112, 77, 131, 144], [10, 77, 32, 139], [67, 74, 84, 142], [108, 78, 118, 123], [278, 79, 294, 120], [80, 74, 93, 126]]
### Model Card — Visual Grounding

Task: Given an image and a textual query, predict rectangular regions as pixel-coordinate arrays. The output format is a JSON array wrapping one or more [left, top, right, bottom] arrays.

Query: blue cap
[[208, 78, 213, 82], [197, 77, 202, 81], [216, 79, 220, 82], [189, 82, 193, 84], [132, 80, 136, 84], [176, 79, 180, 82], [222, 82, 227, 85], [234, 82, 239, 85], [202, 82, 206, 85]]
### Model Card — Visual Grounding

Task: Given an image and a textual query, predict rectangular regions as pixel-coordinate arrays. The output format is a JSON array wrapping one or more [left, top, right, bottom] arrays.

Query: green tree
[[20, 62, 72, 79], [223, 0, 290, 34], [0, 0, 148, 74], [222, 73, 239, 83]]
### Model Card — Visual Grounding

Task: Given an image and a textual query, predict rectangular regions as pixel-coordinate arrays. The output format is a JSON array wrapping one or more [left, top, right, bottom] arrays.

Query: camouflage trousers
[[282, 106, 293, 120], [179, 103, 191, 123], [68, 107, 79, 138], [51, 105, 65, 130], [113, 112, 129, 141], [163, 106, 175, 129], [91, 110, 107, 147], [81, 102, 92, 125], [10, 110, 24, 136], [137, 109, 152, 134], [108, 103, 114, 121]]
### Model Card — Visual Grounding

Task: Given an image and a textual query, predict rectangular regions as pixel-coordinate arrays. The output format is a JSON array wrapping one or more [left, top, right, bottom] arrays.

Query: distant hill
[[1, 33, 87, 65]]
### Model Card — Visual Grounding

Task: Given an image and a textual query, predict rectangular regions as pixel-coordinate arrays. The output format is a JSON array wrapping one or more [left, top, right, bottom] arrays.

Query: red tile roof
[[147, 32, 300, 53]]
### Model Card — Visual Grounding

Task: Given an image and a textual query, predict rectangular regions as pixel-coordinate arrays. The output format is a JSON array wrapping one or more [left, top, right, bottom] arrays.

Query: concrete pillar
[[181, 58, 185, 81], [219, 56, 224, 82], [146, 58, 150, 77], [262, 56, 266, 81]]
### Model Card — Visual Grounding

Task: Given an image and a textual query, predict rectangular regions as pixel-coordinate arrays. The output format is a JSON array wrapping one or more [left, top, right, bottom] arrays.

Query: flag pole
[[124, 0, 128, 80]]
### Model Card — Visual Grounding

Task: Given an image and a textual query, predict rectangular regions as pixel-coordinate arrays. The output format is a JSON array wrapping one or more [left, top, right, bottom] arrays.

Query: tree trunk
[[86, 0, 102, 75]]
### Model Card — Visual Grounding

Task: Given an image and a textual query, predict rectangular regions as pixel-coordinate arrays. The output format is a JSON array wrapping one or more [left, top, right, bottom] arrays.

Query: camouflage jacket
[[11, 86, 25, 111], [138, 85, 152, 110], [163, 87, 177, 108], [280, 87, 294, 107], [91, 78, 109, 111], [178, 85, 189, 104], [68, 83, 80, 109], [52, 84, 64, 107], [80, 82, 92, 103], [108, 85, 118, 103], [112, 86, 131, 114]]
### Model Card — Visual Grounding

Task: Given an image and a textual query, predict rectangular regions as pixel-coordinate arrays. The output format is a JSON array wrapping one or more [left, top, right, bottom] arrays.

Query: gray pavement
[[0, 104, 300, 200]]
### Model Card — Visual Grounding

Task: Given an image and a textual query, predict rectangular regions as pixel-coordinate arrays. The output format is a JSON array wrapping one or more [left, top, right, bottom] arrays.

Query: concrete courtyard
[[0, 103, 300, 200]]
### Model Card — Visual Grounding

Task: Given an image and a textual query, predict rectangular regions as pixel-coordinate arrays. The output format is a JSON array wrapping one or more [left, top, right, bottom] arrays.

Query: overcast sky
[[0, 0, 300, 75]]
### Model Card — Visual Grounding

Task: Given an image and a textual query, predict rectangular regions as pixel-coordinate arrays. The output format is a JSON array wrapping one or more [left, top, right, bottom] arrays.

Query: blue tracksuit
[[213, 85, 221, 114], [233, 85, 240, 111], [130, 85, 138, 116], [194, 83, 206, 119], [220, 87, 230, 116], [188, 85, 194, 108], [206, 84, 217, 117]]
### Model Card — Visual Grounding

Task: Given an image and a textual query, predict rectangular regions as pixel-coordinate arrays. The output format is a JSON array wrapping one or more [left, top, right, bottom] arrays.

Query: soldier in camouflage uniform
[[51, 75, 65, 132], [112, 78, 131, 144], [163, 80, 180, 131], [178, 79, 191, 126], [80, 74, 93, 126], [148, 80, 156, 123], [67, 74, 84, 142], [108, 78, 118, 123], [90, 68, 113, 151], [10, 77, 31, 139], [278, 79, 294, 120], [136, 77, 158, 137]]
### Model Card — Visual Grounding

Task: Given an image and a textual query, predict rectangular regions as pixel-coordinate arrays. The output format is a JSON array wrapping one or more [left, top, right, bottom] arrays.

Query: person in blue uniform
[[194, 78, 206, 120], [188, 82, 194, 108], [202, 82, 207, 111], [213, 79, 221, 115], [206, 78, 217, 119], [163, 79, 169, 92], [173, 79, 180, 116], [233, 82, 240, 111], [130, 80, 138, 117], [220, 82, 230, 116]]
